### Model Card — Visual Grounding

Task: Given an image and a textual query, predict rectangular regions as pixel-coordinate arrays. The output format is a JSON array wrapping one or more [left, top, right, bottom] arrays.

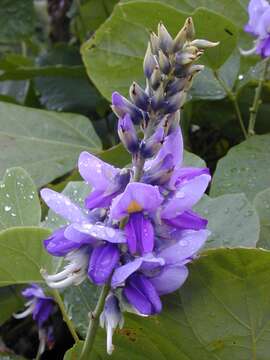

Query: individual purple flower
[[14, 284, 54, 355], [41, 188, 126, 288], [243, 0, 270, 57], [78, 151, 130, 209], [100, 293, 124, 355], [110, 183, 163, 255], [111, 229, 209, 315]]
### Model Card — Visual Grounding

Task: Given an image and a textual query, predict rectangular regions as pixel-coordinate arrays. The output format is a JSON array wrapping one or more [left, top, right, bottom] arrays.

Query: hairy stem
[[214, 71, 248, 139], [79, 284, 111, 359], [52, 289, 79, 343], [248, 58, 270, 136]]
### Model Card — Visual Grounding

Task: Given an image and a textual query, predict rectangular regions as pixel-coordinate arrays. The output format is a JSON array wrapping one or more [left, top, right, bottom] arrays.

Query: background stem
[[214, 71, 248, 139], [248, 59, 270, 136], [52, 289, 79, 343]]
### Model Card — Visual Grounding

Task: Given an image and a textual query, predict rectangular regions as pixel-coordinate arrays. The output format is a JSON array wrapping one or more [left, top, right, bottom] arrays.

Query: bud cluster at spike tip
[[243, 0, 270, 58], [14, 284, 55, 355], [40, 18, 218, 355]]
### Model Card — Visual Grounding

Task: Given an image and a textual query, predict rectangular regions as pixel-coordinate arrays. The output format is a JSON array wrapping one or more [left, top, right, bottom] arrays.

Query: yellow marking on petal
[[127, 200, 142, 213]]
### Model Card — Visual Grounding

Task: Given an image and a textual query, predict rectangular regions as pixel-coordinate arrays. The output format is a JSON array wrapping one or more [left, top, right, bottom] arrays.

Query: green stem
[[214, 71, 248, 139], [79, 284, 111, 360], [248, 58, 270, 136], [52, 289, 79, 343]]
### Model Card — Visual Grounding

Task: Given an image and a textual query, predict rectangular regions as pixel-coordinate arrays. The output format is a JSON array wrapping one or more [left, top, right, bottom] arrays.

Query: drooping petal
[[164, 210, 207, 230], [150, 265, 188, 295], [22, 284, 46, 300], [123, 273, 162, 315], [44, 227, 90, 256], [125, 213, 154, 255], [110, 182, 163, 220], [40, 189, 87, 223], [111, 255, 164, 288], [257, 36, 270, 57], [170, 167, 210, 189], [69, 223, 126, 243], [158, 229, 210, 265], [78, 151, 118, 190], [111, 258, 143, 288], [161, 174, 211, 219], [88, 244, 120, 285]]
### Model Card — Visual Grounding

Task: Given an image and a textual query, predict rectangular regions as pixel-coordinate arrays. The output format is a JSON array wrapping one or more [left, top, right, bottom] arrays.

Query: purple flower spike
[[123, 273, 162, 315], [125, 213, 154, 255], [118, 114, 139, 154], [88, 244, 120, 285]]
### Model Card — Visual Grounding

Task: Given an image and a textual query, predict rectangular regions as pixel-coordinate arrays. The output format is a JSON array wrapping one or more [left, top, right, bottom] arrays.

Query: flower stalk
[[80, 283, 111, 359]]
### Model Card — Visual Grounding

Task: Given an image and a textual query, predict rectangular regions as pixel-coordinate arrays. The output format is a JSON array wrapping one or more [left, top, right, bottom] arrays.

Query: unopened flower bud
[[157, 49, 171, 74], [150, 66, 162, 90], [158, 22, 173, 53], [164, 92, 183, 113], [151, 85, 165, 111], [161, 111, 180, 134], [140, 126, 165, 158], [143, 154, 175, 185], [188, 64, 205, 75], [175, 52, 197, 65], [118, 114, 139, 153], [150, 32, 159, 55], [185, 17, 195, 41], [166, 78, 186, 96], [143, 42, 157, 78], [112, 91, 143, 125], [190, 39, 219, 48], [173, 24, 188, 52], [100, 293, 124, 355], [129, 82, 149, 111]]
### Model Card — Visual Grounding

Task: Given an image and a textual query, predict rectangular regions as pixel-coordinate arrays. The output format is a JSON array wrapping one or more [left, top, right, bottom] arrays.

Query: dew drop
[[106, 228, 116, 238], [176, 191, 185, 199], [179, 240, 188, 246], [4, 206, 11, 212]]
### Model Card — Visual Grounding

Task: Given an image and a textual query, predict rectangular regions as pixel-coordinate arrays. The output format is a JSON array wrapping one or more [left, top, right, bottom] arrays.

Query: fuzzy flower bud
[[143, 42, 157, 78], [118, 114, 139, 154], [129, 81, 149, 111], [112, 91, 143, 125], [157, 22, 173, 53], [140, 126, 165, 158]]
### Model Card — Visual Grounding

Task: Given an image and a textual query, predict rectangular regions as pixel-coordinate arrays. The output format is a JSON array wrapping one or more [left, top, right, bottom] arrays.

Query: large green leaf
[[82, 1, 237, 100], [195, 194, 259, 248], [0, 101, 102, 187], [34, 45, 104, 114], [0, 0, 35, 43], [65, 248, 270, 359], [0, 286, 24, 325], [254, 187, 270, 249], [0, 168, 41, 231], [210, 134, 270, 201], [122, 0, 249, 29], [0, 227, 53, 286]]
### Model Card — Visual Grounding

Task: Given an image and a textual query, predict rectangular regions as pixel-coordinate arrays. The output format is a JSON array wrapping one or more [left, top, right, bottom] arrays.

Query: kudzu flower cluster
[[40, 18, 217, 355]]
